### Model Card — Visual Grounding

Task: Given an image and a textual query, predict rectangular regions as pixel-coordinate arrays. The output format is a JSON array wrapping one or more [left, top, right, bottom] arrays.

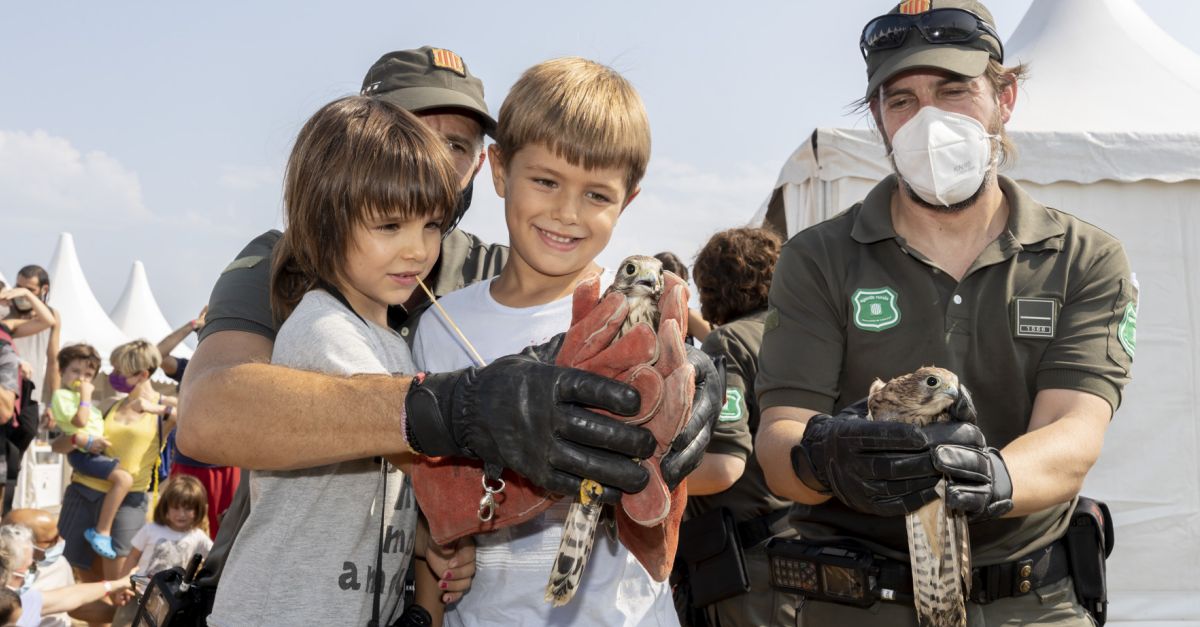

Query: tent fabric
[[754, 0, 1200, 623], [110, 261, 193, 360], [45, 233, 130, 370]]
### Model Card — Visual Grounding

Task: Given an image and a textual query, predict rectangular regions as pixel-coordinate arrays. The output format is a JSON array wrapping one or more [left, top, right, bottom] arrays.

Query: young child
[[47, 344, 136, 561], [208, 96, 464, 627], [112, 475, 212, 627], [412, 57, 677, 626], [0, 588, 20, 627]]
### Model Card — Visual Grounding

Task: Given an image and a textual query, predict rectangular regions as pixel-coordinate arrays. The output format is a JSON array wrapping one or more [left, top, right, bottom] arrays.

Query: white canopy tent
[[45, 232, 130, 370], [753, 0, 1200, 623], [110, 260, 193, 360]]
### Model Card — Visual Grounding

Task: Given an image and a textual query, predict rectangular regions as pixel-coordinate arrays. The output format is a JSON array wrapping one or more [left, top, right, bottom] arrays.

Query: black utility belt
[[765, 537, 1069, 608]]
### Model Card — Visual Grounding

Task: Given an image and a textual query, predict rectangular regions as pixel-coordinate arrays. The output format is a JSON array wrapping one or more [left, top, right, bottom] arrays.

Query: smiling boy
[[412, 57, 679, 626]]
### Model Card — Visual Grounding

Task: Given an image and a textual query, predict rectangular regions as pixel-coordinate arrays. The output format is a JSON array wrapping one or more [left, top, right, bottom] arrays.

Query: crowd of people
[[0, 0, 1132, 625]]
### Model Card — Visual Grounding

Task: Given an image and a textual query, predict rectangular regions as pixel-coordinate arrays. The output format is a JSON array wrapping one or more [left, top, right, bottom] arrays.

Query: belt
[[875, 540, 1070, 605], [736, 508, 791, 549]]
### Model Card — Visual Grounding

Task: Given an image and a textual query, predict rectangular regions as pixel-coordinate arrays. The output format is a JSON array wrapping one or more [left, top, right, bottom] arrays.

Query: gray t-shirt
[[209, 290, 419, 627], [0, 342, 18, 393]]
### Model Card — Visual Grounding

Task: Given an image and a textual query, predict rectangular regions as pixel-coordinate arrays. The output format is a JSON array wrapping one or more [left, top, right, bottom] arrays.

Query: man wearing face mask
[[2, 509, 109, 627], [755, 1, 1134, 624]]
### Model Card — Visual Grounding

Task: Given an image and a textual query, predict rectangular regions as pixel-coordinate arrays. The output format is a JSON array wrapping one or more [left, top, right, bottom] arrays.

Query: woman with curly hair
[[678, 227, 799, 627]]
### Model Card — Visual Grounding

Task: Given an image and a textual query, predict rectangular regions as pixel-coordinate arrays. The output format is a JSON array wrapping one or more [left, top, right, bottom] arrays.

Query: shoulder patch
[[720, 388, 746, 422], [763, 308, 780, 334], [851, 287, 901, 332], [221, 255, 265, 274], [1118, 301, 1137, 358]]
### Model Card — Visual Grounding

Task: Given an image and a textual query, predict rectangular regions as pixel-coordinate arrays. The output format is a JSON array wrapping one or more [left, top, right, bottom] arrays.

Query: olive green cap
[[361, 46, 497, 137], [864, 0, 1002, 99]]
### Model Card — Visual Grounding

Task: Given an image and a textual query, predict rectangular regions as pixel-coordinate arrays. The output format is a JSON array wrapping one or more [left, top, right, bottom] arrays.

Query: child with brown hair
[[209, 95, 466, 627], [121, 475, 212, 579]]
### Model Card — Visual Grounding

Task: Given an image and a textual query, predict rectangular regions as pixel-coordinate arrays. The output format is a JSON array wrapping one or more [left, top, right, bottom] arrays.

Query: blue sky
[[3, 1, 1198, 330]]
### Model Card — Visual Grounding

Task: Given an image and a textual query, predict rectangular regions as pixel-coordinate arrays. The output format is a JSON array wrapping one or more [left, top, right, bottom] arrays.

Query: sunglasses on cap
[[860, 7, 1004, 61]]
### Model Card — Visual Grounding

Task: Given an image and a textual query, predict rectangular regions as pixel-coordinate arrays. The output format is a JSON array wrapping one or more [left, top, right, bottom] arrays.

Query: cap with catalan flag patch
[[361, 46, 497, 137], [863, 0, 1003, 99]]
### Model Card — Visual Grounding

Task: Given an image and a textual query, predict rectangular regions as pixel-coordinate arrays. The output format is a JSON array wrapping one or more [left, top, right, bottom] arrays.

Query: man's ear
[[620, 186, 641, 213], [997, 75, 1018, 124], [487, 144, 506, 198]]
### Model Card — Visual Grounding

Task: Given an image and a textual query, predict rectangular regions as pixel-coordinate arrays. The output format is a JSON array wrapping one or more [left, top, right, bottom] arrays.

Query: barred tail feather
[[545, 499, 602, 606], [906, 486, 967, 627]]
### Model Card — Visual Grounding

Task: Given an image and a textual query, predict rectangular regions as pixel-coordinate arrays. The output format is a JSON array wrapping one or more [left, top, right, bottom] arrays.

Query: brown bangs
[[271, 96, 460, 322], [495, 57, 651, 195]]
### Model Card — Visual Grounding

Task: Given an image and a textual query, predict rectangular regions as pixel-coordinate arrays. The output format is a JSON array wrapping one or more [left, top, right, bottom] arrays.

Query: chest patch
[[720, 388, 746, 422], [851, 287, 901, 332], [1012, 297, 1058, 338]]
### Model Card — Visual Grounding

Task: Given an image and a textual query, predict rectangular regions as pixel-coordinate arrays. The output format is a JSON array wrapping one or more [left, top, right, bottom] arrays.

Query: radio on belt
[[765, 537, 882, 607]]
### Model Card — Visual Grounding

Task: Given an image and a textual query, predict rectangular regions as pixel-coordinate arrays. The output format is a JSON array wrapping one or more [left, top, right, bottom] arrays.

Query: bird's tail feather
[[545, 484, 603, 607], [907, 487, 968, 627]]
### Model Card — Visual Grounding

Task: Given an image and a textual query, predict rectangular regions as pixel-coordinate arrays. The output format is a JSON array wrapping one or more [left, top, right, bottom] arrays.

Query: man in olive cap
[[755, 1, 1133, 624], [178, 47, 721, 626]]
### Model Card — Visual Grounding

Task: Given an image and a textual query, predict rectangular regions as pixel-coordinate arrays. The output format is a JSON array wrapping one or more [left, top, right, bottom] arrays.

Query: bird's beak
[[941, 385, 960, 400], [632, 270, 661, 291]]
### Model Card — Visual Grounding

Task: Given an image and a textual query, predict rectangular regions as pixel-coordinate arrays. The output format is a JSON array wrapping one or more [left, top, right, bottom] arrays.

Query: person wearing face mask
[[49, 340, 177, 591], [2, 509, 116, 627], [0, 523, 133, 627], [754, 1, 1134, 625]]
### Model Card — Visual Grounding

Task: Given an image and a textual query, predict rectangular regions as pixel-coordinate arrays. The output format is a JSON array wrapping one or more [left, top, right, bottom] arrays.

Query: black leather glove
[[933, 445, 1014, 521], [660, 348, 724, 491], [404, 352, 658, 502], [791, 413, 985, 517]]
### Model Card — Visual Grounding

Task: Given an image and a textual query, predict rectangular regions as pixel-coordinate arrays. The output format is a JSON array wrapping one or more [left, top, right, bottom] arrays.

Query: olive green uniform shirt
[[688, 310, 789, 524], [757, 175, 1136, 566], [199, 228, 509, 343]]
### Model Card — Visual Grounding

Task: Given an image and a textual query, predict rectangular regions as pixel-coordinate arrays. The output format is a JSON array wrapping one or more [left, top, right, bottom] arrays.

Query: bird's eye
[[925, 376, 940, 387], [624, 264, 635, 275]]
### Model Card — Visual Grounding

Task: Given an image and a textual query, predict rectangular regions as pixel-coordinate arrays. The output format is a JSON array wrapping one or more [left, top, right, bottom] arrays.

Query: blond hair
[[270, 96, 461, 322], [110, 339, 161, 376], [494, 57, 651, 196]]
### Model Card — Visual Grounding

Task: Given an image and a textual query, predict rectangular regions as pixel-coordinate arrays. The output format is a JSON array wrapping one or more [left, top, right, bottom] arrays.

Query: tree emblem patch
[[1118, 301, 1137, 358], [852, 287, 901, 332], [720, 389, 745, 422]]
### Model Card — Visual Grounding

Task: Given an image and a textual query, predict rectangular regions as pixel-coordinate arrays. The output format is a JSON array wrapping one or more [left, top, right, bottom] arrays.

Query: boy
[[413, 57, 677, 626], [47, 344, 134, 560]]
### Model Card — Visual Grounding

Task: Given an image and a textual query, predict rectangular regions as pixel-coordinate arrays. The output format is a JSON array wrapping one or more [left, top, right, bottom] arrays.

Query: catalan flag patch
[[898, 0, 932, 14], [430, 48, 466, 76]]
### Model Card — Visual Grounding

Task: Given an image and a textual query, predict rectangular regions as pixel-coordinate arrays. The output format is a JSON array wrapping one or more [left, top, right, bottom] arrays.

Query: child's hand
[[79, 380, 95, 399], [427, 538, 476, 604], [86, 435, 111, 454]]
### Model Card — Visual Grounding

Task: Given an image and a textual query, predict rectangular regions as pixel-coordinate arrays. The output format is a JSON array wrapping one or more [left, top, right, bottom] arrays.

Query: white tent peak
[[46, 233, 129, 368], [1007, 0, 1200, 132], [110, 260, 193, 359]]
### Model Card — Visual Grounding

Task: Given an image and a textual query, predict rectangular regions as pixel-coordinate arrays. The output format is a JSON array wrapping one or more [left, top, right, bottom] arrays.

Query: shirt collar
[[850, 175, 1064, 250]]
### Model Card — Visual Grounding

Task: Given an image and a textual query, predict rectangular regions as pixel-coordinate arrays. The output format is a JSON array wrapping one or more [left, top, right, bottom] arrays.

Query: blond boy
[[413, 58, 678, 625]]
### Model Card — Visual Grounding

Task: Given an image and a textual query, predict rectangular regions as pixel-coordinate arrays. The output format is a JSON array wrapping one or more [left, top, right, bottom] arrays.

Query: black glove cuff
[[987, 447, 1014, 503], [790, 443, 831, 495], [404, 373, 463, 457]]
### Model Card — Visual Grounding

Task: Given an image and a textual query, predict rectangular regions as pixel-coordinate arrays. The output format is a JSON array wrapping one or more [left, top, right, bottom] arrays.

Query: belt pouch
[[1064, 496, 1114, 626], [677, 507, 751, 607]]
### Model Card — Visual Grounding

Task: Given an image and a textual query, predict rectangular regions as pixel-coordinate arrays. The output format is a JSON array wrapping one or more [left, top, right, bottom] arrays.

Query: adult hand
[[660, 347, 723, 491], [933, 445, 1014, 521], [405, 354, 657, 502], [87, 434, 111, 454], [791, 412, 985, 516]]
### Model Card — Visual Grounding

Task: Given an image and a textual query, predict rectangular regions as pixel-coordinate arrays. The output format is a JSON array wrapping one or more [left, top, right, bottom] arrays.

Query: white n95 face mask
[[890, 106, 997, 207]]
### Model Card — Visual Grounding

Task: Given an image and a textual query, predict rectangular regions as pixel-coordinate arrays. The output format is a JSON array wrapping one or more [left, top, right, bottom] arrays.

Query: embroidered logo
[[898, 0, 932, 14], [1118, 301, 1137, 358], [851, 287, 901, 332], [720, 389, 745, 422], [1013, 297, 1058, 339]]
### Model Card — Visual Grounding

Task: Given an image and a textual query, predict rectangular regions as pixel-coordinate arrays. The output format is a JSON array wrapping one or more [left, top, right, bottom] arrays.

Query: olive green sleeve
[[1036, 242, 1135, 412], [756, 242, 845, 414], [198, 230, 282, 344], [700, 330, 752, 461]]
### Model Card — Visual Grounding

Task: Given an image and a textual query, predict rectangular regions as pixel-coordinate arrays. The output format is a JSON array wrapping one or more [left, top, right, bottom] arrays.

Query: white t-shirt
[[413, 273, 679, 627], [128, 522, 213, 576]]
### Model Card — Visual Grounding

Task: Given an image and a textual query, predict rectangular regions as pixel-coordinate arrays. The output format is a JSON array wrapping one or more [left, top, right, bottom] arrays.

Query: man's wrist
[[790, 443, 831, 495], [403, 373, 461, 457]]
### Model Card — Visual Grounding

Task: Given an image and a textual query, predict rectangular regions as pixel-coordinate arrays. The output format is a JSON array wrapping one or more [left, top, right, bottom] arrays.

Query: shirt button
[[401, 328, 410, 337], [953, 295, 963, 305], [932, 268, 940, 274]]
